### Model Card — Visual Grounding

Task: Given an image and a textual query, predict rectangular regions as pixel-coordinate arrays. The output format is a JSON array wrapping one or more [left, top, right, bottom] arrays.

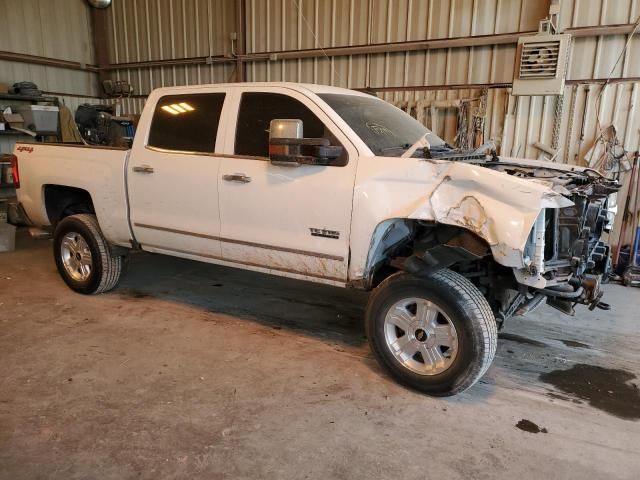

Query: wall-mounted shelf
[[1, 93, 60, 152], [0, 131, 34, 136], [0, 93, 59, 104]]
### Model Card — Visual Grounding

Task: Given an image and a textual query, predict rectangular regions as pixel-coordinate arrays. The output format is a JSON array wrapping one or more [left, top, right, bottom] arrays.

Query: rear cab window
[[148, 93, 226, 153]]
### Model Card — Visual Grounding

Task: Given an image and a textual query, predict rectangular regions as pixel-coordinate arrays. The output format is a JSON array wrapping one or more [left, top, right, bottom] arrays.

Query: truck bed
[[14, 143, 133, 246]]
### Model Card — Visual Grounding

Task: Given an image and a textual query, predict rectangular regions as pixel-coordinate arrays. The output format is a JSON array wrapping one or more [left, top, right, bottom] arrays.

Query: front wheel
[[53, 214, 124, 294], [366, 270, 497, 396]]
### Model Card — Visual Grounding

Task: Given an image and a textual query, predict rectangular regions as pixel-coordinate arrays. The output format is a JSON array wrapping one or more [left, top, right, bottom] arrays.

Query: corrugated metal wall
[[1, 0, 638, 241], [0, 0, 98, 98], [100, 0, 639, 92], [0, 0, 101, 154], [103, 0, 549, 102], [99, 0, 640, 245], [104, 0, 238, 114], [2, 0, 638, 168], [100, 0, 640, 162], [243, 0, 547, 88]]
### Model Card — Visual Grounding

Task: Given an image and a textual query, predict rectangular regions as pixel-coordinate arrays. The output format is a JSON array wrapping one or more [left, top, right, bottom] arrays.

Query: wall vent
[[519, 41, 560, 78], [512, 34, 571, 96]]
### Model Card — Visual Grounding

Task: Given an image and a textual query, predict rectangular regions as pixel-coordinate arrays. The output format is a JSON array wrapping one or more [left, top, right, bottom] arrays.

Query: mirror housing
[[269, 119, 303, 140], [268, 119, 343, 166]]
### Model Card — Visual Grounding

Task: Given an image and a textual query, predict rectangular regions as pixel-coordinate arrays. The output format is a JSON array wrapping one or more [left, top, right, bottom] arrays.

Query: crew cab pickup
[[9, 82, 619, 395]]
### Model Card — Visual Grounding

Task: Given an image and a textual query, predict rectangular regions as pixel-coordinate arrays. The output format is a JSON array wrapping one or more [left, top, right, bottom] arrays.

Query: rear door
[[217, 87, 358, 284], [128, 90, 229, 258]]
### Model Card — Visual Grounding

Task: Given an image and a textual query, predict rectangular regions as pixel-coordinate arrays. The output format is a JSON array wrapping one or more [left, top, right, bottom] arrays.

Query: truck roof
[[149, 82, 371, 97]]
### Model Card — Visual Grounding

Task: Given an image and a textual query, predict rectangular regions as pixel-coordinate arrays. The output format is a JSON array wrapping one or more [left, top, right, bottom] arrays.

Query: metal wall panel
[[100, 0, 554, 96], [2, 0, 639, 242], [105, 0, 237, 94], [563, 0, 640, 80], [244, 0, 549, 89], [393, 81, 639, 166], [6, 0, 631, 165], [99, 0, 640, 185], [3, 0, 639, 158], [0, 0, 98, 97]]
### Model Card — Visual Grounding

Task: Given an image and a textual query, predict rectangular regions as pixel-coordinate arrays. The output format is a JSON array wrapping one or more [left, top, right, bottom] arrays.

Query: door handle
[[223, 173, 251, 183], [132, 165, 154, 174]]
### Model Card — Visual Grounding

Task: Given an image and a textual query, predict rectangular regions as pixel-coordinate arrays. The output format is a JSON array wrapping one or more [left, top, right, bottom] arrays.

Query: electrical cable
[[593, 15, 640, 134], [291, 0, 342, 85]]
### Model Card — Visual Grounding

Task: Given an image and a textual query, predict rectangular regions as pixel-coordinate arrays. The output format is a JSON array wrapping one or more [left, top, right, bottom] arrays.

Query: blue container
[[634, 226, 640, 266]]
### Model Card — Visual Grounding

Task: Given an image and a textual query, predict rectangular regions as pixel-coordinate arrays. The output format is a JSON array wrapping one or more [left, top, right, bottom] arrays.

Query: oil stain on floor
[[556, 339, 591, 349], [516, 419, 548, 434], [540, 364, 640, 420], [498, 332, 547, 347]]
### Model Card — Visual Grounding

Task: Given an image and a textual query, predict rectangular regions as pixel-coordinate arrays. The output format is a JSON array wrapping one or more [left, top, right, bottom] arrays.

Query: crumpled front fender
[[407, 162, 573, 268]]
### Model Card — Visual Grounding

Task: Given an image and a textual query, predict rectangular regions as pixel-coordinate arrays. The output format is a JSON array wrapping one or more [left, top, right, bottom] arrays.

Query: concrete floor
[[1, 231, 639, 480]]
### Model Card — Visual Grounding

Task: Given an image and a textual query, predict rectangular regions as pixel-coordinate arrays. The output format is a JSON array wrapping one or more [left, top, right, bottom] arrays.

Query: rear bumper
[[6, 200, 34, 227]]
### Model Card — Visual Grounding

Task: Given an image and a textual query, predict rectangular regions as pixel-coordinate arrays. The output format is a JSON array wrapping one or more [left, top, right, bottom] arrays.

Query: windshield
[[318, 93, 446, 156]]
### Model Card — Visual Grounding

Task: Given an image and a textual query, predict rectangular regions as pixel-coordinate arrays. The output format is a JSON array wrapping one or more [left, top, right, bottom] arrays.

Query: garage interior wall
[[103, 0, 640, 160], [0, 0, 101, 152], [100, 0, 640, 244], [0, 0, 99, 107], [1, 0, 639, 244]]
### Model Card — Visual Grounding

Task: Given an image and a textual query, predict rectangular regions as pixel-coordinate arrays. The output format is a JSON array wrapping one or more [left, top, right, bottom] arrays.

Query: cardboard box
[[3, 113, 24, 129], [0, 223, 16, 253]]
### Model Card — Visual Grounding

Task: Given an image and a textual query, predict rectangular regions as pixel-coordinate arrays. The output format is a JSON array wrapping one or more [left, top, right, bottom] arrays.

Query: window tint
[[148, 93, 225, 153], [235, 92, 326, 157]]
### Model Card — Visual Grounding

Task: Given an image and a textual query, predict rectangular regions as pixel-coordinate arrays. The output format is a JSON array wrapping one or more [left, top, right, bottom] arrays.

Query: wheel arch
[[356, 218, 492, 290], [43, 184, 95, 226]]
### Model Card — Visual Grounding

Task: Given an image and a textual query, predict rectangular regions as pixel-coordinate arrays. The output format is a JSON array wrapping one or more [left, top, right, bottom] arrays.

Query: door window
[[234, 92, 332, 158], [148, 93, 226, 154]]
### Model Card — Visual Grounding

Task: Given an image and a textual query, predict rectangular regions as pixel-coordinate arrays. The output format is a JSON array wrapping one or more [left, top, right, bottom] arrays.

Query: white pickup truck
[[8, 82, 618, 396]]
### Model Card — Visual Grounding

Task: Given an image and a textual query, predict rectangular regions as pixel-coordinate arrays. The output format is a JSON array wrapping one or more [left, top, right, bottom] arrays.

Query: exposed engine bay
[[473, 158, 620, 319]]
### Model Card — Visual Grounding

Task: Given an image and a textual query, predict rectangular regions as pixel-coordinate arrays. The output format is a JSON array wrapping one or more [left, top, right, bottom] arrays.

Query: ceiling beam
[[100, 22, 640, 71]]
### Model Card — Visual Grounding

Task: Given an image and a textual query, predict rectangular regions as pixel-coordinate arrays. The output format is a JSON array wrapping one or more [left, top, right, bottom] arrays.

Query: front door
[[128, 90, 229, 258], [217, 88, 358, 284]]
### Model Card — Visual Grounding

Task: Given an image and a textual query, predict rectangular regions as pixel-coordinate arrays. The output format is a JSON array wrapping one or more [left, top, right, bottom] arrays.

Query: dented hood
[[466, 156, 620, 198], [357, 157, 573, 269]]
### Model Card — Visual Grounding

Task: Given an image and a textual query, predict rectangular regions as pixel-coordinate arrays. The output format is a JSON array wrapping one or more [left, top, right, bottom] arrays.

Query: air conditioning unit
[[512, 33, 571, 96]]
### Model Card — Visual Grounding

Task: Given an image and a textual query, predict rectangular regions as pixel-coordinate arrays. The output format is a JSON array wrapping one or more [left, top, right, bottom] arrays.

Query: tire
[[53, 214, 124, 294], [365, 269, 497, 396]]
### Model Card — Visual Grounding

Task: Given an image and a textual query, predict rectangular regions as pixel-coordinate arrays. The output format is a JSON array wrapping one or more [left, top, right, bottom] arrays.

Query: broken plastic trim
[[404, 230, 490, 276], [403, 245, 482, 276]]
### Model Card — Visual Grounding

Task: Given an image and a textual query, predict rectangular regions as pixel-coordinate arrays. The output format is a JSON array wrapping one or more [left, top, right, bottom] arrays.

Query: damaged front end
[[356, 152, 620, 326], [477, 159, 620, 316]]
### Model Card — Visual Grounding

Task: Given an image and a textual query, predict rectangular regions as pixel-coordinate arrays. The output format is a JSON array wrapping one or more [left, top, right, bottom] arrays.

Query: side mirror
[[268, 119, 343, 167]]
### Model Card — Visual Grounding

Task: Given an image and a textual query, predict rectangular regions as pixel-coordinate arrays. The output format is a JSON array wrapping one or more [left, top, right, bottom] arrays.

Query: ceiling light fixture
[[161, 105, 179, 115]]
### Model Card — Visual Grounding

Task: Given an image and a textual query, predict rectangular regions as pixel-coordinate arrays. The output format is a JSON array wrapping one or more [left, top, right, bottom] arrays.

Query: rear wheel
[[366, 270, 497, 396], [53, 214, 123, 294]]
